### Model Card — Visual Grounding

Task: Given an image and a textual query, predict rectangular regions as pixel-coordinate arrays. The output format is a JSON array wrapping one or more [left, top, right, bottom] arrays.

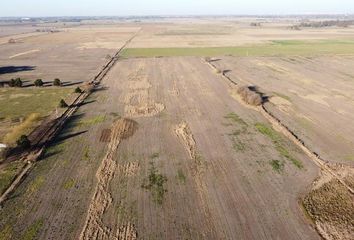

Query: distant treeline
[[294, 20, 354, 28]]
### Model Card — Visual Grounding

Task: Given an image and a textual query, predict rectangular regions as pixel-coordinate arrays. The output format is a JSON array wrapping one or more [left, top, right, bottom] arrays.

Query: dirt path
[[79, 119, 137, 240]]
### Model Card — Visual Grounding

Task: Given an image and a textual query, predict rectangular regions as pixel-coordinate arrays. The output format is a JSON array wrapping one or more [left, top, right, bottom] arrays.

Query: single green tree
[[16, 135, 31, 149], [59, 99, 68, 108], [74, 87, 82, 93], [34, 79, 44, 87], [53, 78, 61, 86], [14, 78, 22, 87]]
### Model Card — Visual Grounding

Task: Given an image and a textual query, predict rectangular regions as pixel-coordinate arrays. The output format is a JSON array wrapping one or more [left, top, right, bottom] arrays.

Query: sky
[[0, 0, 353, 17]]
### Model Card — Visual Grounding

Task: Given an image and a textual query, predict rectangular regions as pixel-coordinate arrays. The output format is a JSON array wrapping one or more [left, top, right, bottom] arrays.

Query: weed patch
[[21, 219, 43, 240], [225, 113, 248, 152], [176, 169, 186, 184], [255, 123, 303, 169], [0, 225, 12, 240], [142, 162, 168, 205], [0, 161, 25, 194], [26, 176, 45, 196], [63, 179, 75, 190], [78, 115, 106, 127], [270, 160, 284, 173]]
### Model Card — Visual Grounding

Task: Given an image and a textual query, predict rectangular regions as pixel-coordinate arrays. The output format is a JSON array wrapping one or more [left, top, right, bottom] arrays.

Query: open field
[[0, 87, 74, 143], [0, 57, 320, 239], [0, 26, 139, 82], [0, 17, 354, 240], [212, 56, 354, 165], [122, 39, 354, 57]]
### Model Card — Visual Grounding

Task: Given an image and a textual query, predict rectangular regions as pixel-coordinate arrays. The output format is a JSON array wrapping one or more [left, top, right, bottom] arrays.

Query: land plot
[[0, 26, 138, 82], [213, 56, 354, 165]]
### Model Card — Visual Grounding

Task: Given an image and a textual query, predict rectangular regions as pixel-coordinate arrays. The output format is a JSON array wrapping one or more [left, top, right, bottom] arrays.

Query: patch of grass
[[0, 88, 73, 120], [344, 154, 354, 161], [255, 123, 303, 169], [3, 113, 41, 145], [141, 162, 168, 205], [225, 113, 248, 152], [63, 179, 75, 190], [78, 115, 106, 127], [0, 225, 12, 240], [224, 112, 248, 126], [25, 176, 45, 196], [0, 161, 25, 194], [21, 219, 43, 240], [121, 40, 354, 57], [82, 146, 90, 161], [270, 160, 284, 173], [176, 169, 186, 184]]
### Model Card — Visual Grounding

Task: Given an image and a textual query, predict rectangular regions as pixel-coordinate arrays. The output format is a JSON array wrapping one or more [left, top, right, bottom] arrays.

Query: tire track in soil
[[174, 122, 218, 238], [80, 118, 138, 240]]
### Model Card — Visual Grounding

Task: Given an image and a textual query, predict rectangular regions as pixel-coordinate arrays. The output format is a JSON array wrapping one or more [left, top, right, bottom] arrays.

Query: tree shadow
[[61, 81, 83, 87], [92, 86, 109, 92], [54, 130, 87, 145], [0, 66, 35, 75], [248, 85, 269, 103], [76, 100, 96, 107]]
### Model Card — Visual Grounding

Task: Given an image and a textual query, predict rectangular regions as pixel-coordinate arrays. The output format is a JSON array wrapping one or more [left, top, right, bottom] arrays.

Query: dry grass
[[236, 85, 263, 106], [3, 113, 41, 145]]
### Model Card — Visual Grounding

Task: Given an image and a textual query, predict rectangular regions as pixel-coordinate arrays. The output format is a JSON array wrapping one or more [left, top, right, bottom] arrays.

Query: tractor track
[[0, 31, 139, 206]]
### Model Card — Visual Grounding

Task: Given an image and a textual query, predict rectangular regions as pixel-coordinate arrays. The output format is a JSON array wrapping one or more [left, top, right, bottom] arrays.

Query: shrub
[[34, 79, 44, 87], [16, 135, 31, 149], [9, 78, 22, 87], [59, 99, 68, 108], [53, 78, 61, 86], [74, 87, 82, 93]]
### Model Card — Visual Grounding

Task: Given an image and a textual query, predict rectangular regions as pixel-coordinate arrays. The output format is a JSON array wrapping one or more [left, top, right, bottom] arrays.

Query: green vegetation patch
[[63, 178, 75, 190], [0, 88, 73, 120], [224, 112, 249, 152], [142, 162, 168, 205], [269, 160, 284, 173], [176, 169, 186, 184], [0, 224, 12, 240], [78, 115, 106, 127], [26, 176, 45, 196], [255, 123, 303, 169], [0, 161, 25, 194], [121, 39, 354, 57], [21, 219, 43, 240]]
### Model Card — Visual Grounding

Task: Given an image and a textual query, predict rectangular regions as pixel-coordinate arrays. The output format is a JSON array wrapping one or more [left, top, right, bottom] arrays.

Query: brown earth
[[0, 57, 320, 239]]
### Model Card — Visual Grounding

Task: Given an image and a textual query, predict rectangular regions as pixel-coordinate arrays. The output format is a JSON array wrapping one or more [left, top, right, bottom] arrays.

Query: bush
[[16, 135, 31, 149], [34, 79, 44, 87], [59, 99, 68, 108], [9, 78, 22, 87], [74, 87, 82, 93], [53, 78, 61, 86]]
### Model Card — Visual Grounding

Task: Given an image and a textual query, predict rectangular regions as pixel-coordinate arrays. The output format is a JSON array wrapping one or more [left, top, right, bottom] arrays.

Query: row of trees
[[7, 78, 63, 88]]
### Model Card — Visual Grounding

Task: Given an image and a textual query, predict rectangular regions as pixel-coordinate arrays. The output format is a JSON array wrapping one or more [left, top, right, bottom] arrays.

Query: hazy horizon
[[0, 0, 353, 17]]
